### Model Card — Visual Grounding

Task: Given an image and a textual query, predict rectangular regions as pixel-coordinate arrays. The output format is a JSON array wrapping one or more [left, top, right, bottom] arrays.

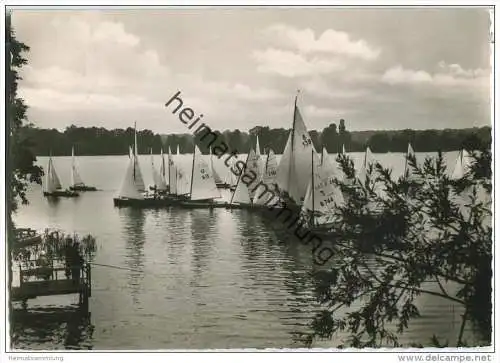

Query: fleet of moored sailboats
[[43, 94, 475, 229]]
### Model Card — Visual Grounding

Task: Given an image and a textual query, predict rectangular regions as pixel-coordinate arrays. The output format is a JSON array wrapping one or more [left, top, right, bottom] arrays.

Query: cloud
[[300, 77, 367, 99], [303, 105, 351, 118], [253, 24, 380, 79], [17, 13, 285, 130], [381, 62, 489, 89], [263, 23, 380, 60], [183, 77, 284, 102], [253, 48, 345, 77], [20, 87, 159, 111]]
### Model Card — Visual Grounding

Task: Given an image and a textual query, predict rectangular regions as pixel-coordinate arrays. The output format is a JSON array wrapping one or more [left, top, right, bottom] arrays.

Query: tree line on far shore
[[19, 119, 491, 156]]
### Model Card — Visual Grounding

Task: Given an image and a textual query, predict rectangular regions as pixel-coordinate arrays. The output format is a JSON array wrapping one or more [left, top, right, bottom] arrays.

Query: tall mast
[[311, 148, 315, 227], [189, 142, 196, 197], [292, 90, 299, 150], [363, 146, 368, 169], [404, 143, 409, 178], [133, 122, 137, 181], [168, 155, 171, 193], [288, 90, 300, 196], [134, 121, 138, 156], [161, 148, 165, 179], [48, 150, 52, 182]]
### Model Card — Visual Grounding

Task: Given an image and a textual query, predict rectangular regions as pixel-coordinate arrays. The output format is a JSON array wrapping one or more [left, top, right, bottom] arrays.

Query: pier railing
[[12, 259, 92, 303]]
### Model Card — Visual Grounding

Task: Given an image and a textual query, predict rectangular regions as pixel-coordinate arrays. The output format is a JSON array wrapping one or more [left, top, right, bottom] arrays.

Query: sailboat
[[253, 148, 281, 207], [451, 149, 473, 180], [357, 146, 375, 185], [211, 153, 228, 189], [301, 149, 344, 233], [172, 146, 191, 198], [179, 144, 223, 208], [320, 147, 332, 167], [227, 152, 253, 209], [69, 146, 97, 191], [114, 123, 174, 207], [113, 146, 145, 206], [245, 149, 261, 200], [403, 143, 417, 181], [149, 148, 168, 193], [276, 93, 317, 210], [43, 153, 79, 197], [222, 158, 238, 191], [159, 147, 169, 193], [256, 135, 261, 158], [133, 125, 146, 193]]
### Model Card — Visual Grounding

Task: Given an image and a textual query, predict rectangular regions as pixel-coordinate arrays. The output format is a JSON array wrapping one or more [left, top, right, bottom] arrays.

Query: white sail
[[117, 156, 144, 200], [246, 149, 261, 198], [168, 150, 178, 195], [129, 145, 133, 158], [211, 154, 223, 184], [256, 136, 261, 158], [132, 126, 145, 192], [151, 149, 167, 190], [189, 145, 221, 200], [177, 167, 190, 195], [451, 149, 473, 180], [262, 149, 278, 185], [133, 155, 145, 192], [159, 148, 168, 188], [302, 151, 344, 226], [357, 146, 375, 183], [71, 146, 85, 187], [44, 156, 62, 193], [320, 147, 330, 167], [176, 145, 180, 155], [321, 147, 341, 178], [404, 143, 416, 179], [342, 144, 346, 155], [276, 103, 317, 204], [224, 159, 238, 187], [134, 124, 139, 157], [253, 149, 280, 205], [230, 171, 252, 205]]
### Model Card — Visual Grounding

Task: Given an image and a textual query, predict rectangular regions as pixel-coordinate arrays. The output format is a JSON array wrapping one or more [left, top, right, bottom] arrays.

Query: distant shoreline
[[37, 150, 464, 158], [21, 125, 491, 157]]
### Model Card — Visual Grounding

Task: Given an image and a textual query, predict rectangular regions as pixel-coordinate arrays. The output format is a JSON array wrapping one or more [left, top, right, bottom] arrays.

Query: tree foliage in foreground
[[302, 145, 492, 348], [7, 20, 43, 213]]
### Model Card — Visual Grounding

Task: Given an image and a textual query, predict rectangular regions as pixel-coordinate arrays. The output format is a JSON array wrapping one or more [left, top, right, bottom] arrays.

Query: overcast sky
[[12, 7, 491, 134]]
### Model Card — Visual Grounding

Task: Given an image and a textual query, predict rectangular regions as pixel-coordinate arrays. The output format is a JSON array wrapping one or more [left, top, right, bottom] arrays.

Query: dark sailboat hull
[[69, 185, 97, 191], [44, 190, 80, 198], [178, 199, 227, 209], [113, 196, 182, 208]]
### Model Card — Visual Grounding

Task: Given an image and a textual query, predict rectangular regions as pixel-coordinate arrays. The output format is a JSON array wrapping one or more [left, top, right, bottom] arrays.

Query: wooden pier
[[13, 228, 42, 250], [12, 261, 92, 309]]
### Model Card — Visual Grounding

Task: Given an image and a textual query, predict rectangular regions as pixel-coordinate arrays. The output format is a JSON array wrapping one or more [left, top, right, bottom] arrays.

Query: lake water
[[11, 151, 484, 349]]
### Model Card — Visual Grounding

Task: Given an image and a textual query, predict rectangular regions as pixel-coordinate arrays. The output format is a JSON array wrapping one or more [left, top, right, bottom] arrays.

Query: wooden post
[[87, 263, 91, 297]]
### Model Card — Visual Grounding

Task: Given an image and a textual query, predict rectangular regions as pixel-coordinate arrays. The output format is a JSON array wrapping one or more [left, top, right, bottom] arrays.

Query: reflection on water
[[11, 152, 483, 349], [11, 305, 94, 350], [120, 208, 146, 306]]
